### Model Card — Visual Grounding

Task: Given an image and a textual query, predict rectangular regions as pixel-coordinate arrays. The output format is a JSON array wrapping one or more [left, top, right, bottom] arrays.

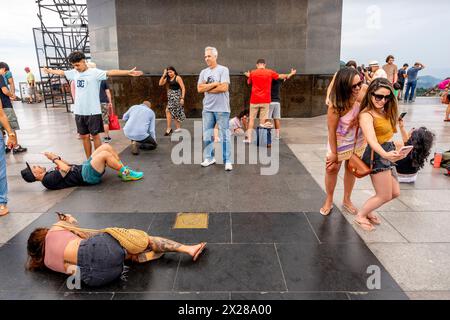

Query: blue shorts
[[81, 157, 104, 185], [77, 233, 126, 287]]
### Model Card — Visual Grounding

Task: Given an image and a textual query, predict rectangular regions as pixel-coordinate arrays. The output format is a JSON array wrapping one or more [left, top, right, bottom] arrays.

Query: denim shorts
[[81, 157, 104, 185], [362, 141, 398, 175], [77, 233, 126, 287]]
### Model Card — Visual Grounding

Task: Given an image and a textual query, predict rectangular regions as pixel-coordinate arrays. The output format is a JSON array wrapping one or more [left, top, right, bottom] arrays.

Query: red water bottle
[[434, 152, 443, 168]]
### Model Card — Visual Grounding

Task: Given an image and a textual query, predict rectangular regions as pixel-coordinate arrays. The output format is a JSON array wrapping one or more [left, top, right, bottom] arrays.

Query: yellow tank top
[[372, 114, 395, 144]]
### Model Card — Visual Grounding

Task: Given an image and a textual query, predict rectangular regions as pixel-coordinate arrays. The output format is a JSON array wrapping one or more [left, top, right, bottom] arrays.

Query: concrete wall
[[87, 0, 342, 117], [88, 0, 342, 74], [87, 0, 120, 69]]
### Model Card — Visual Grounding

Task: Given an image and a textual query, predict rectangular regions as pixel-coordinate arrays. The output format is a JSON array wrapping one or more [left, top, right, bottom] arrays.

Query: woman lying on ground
[[26, 213, 206, 287]]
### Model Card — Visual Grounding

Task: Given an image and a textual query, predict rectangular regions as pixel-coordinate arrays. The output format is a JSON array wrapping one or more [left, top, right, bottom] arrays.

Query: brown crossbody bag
[[346, 126, 373, 178]]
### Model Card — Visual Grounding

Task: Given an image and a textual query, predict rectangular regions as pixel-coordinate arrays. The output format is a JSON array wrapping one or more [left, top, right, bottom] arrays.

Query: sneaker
[[243, 139, 251, 144], [131, 141, 140, 155], [174, 128, 182, 133], [12, 145, 27, 154], [164, 129, 173, 136], [102, 136, 112, 143], [120, 167, 144, 181], [201, 158, 216, 167], [225, 163, 233, 171], [5, 146, 11, 154]]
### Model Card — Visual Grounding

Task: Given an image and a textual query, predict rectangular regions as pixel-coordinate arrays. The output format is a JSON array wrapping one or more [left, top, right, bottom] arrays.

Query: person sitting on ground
[[123, 100, 157, 155], [26, 213, 207, 287], [229, 109, 249, 136], [396, 119, 435, 183], [21, 144, 143, 190]]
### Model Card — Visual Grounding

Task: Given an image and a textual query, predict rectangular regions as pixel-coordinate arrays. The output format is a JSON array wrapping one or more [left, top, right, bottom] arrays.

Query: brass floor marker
[[173, 212, 209, 229]]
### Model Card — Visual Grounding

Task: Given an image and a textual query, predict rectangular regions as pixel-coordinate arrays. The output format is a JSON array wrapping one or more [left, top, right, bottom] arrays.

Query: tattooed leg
[[148, 236, 204, 258]]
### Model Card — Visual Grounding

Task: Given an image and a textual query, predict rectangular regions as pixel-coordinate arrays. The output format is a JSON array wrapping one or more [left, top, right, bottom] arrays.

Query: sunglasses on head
[[352, 81, 363, 89], [372, 93, 393, 102]]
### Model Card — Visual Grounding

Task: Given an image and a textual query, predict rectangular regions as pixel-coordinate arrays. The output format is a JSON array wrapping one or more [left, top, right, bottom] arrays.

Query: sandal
[[193, 242, 207, 262], [367, 213, 381, 225], [354, 219, 376, 232], [320, 206, 334, 216], [164, 129, 173, 136], [0, 205, 9, 217], [342, 203, 358, 215]]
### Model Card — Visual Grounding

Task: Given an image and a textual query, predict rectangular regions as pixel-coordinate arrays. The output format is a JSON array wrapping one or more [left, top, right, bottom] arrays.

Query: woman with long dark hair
[[356, 78, 406, 231], [159, 66, 186, 135], [26, 213, 206, 287], [396, 120, 435, 183], [320, 67, 368, 216]]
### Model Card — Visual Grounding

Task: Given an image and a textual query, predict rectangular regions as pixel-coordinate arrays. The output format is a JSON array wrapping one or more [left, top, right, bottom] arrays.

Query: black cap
[[21, 162, 36, 183]]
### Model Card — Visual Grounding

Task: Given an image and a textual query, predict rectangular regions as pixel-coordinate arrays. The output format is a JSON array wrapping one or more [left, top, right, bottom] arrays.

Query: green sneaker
[[120, 167, 144, 181], [118, 165, 128, 177]]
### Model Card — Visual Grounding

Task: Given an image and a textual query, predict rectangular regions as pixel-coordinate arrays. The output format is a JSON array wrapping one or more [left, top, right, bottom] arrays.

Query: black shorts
[[75, 114, 104, 136], [398, 82, 405, 90]]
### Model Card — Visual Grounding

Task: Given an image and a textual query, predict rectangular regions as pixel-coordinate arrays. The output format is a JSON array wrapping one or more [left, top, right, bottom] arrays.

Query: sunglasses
[[352, 81, 363, 89], [372, 93, 393, 102]]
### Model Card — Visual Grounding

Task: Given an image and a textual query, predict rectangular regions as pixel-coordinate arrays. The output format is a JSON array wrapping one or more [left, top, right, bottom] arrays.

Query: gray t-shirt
[[198, 65, 230, 113]]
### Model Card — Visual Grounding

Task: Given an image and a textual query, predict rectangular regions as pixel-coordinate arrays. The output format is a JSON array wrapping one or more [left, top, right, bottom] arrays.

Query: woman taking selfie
[[356, 78, 406, 231], [159, 66, 186, 135], [320, 67, 368, 216]]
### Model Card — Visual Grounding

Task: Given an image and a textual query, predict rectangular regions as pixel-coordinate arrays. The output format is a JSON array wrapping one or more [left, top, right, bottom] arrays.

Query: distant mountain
[[417, 75, 443, 89]]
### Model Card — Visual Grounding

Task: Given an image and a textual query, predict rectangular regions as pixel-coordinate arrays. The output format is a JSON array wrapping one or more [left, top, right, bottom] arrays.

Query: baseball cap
[[369, 61, 379, 67], [21, 162, 36, 183]]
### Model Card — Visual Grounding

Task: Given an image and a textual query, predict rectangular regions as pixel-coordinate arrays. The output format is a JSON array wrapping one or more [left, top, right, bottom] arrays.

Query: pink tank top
[[44, 230, 80, 273]]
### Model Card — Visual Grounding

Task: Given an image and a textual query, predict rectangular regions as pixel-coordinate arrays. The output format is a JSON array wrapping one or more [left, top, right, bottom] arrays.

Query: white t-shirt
[[64, 68, 107, 115]]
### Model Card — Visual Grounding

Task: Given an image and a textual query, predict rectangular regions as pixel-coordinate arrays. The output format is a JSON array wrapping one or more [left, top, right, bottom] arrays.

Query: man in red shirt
[[244, 59, 279, 143]]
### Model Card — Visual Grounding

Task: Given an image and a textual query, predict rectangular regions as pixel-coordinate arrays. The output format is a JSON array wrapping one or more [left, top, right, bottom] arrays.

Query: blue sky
[[1, 0, 449, 84]]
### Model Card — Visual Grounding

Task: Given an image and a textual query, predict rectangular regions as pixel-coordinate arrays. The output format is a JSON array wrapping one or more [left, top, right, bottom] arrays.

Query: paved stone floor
[[0, 98, 448, 300]]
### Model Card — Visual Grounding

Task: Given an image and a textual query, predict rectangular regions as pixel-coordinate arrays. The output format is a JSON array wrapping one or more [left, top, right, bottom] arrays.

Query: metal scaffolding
[[33, 0, 90, 111]]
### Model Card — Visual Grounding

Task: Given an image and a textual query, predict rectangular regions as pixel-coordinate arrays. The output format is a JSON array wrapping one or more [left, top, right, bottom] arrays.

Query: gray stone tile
[[0, 213, 43, 244], [174, 244, 286, 292], [231, 291, 349, 300], [380, 211, 450, 243], [396, 190, 450, 212], [368, 243, 450, 291], [407, 291, 450, 300], [113, 292, 230, 300]]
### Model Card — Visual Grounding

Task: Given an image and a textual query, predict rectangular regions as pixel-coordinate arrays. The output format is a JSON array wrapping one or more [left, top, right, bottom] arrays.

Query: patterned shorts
[[167, 89, 186, 122], [101, 103, 110, 125]]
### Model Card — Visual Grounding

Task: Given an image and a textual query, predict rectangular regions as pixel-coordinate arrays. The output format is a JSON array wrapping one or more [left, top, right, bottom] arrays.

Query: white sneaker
[[225, 163, 233, 171], [174, 128, 182, 133], [201, 158, 216, 167], [243, 139, 251, 144]]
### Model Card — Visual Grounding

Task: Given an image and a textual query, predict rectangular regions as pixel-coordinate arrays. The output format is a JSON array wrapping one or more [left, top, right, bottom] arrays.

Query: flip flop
[[367, 214, 381, 225], [354, 219, 376, 232], [320, 206, 334, 216], [342, 203, 358, 215], [193, 242, 207, 262]]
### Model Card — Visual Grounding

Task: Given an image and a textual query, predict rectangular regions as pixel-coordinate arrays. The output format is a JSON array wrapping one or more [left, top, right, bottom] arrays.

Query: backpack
[[431, 150, 450, 168]]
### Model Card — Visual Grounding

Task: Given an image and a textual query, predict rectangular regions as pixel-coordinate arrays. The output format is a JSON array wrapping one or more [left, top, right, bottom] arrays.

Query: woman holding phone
[[356, 78, 406, 231], [320, 67, 368, 216], [159, 66, 186, 135]]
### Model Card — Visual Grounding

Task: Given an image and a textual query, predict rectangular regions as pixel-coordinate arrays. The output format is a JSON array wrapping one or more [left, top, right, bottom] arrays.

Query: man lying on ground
[[21, 144, 143, 190]]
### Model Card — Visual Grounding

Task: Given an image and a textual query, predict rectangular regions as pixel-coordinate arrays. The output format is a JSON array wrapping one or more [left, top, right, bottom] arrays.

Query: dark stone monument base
[[109, 74, 332, 118]]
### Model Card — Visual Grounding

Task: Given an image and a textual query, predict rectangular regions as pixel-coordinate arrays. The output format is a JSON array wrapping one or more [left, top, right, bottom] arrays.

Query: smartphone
[[56, 212, 67, 220], [399, 146, 414, 156], [399, 112, 407, 120]]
